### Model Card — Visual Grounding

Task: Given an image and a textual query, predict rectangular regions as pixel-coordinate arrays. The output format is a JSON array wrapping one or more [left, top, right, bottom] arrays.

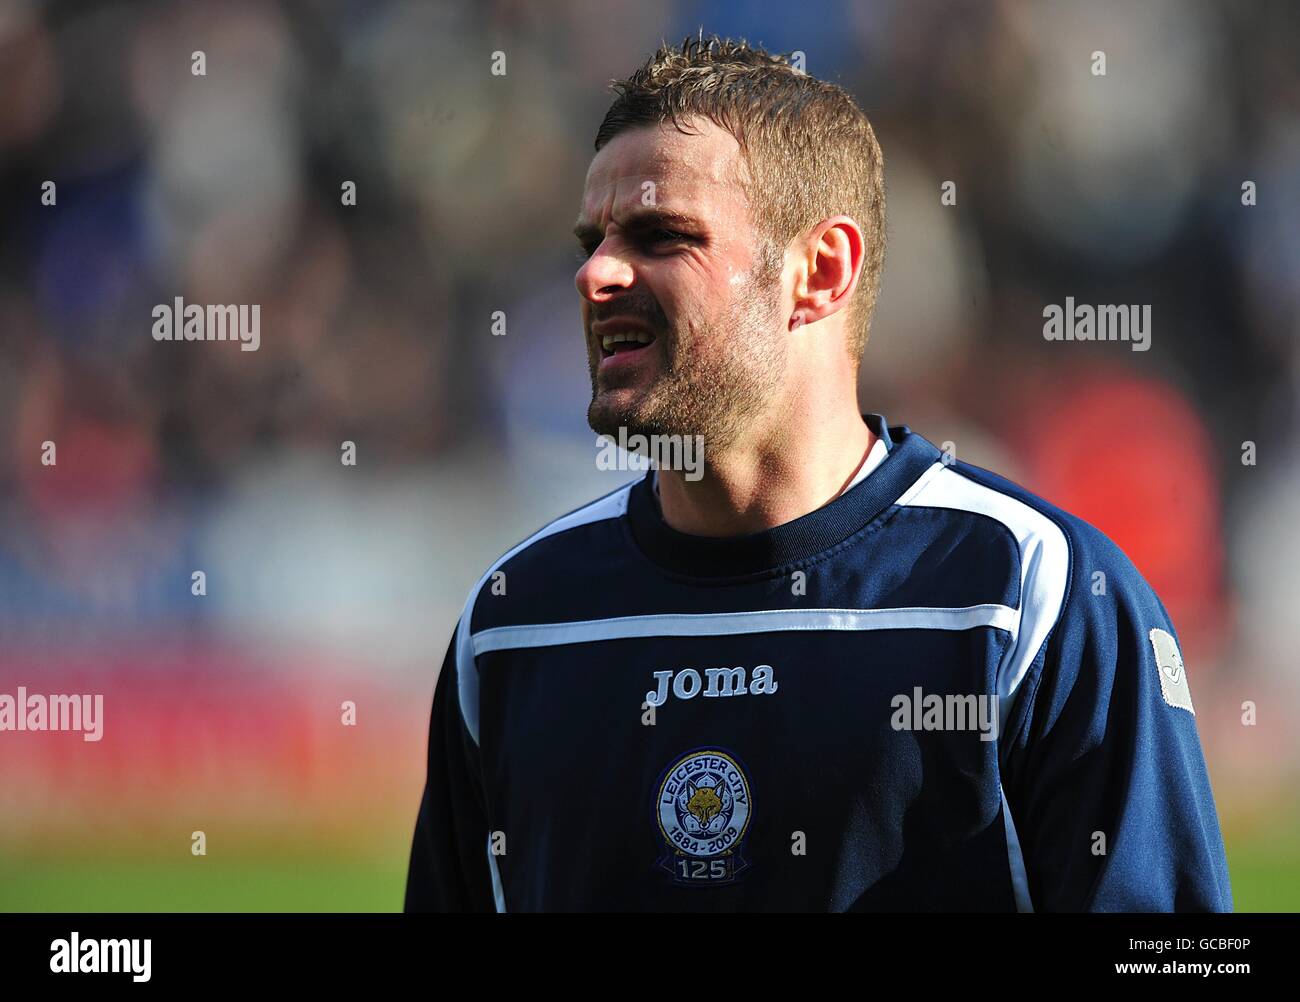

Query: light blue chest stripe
[[470, 604, 1017, 655]]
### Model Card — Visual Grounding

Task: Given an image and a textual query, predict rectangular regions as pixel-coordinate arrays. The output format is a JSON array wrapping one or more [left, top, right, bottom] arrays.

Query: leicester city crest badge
[[654, 748, 752, 885]]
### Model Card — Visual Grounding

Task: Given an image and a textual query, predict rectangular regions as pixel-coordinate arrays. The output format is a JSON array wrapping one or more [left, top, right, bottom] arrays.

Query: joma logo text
[[646, 665, 779, 707]]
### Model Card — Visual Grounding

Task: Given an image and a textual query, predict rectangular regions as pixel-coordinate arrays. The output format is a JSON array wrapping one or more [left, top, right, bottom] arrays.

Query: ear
[[789, 215, 865, 332]]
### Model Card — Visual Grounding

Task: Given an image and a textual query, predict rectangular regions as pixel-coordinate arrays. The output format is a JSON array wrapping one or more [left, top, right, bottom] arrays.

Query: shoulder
[[459, 477, 639, 632], [442, 478, 639, 742], [897, 449, 1166, 715], [901, 452, 1156, 610]]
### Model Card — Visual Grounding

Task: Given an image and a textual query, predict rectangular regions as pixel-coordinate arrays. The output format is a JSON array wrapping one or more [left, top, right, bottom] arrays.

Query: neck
[[656, 405, 875, 537]]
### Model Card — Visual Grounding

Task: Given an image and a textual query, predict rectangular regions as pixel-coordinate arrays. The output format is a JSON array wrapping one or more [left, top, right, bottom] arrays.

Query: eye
[[637, 229, 696, 255]]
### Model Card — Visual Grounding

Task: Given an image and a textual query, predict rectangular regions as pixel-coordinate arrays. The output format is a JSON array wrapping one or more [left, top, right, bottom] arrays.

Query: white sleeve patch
[[1149, 627, 1194, 715]]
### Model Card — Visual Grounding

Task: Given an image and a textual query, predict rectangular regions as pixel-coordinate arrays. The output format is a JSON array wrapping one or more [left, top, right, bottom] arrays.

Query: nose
[[575, 239, 635, 304]]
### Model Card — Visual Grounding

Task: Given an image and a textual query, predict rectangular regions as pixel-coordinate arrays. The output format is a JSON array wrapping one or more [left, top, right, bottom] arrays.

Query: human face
[[574, 118, 787, 450]]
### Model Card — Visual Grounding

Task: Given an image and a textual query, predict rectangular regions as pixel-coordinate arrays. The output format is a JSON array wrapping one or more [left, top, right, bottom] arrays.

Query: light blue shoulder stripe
[[897, 460, 1067, 915], [454, 483, 635, 746], [895, 462, 1070, 732]]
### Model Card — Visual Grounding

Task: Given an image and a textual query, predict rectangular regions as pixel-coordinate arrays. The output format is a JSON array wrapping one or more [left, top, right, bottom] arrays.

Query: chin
[[587, 401, 631, 439], [588, 393, 653, 440]]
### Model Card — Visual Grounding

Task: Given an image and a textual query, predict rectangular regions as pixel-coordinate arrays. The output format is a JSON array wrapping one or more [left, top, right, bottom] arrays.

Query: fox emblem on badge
[[655, 748, 753, 885]]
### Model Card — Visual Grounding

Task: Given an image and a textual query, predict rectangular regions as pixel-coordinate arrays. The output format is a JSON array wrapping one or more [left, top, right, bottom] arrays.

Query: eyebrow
[[572, 208, 706, 246]]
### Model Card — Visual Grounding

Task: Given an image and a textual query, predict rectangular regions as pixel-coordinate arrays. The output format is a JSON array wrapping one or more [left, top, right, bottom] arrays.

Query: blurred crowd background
[[1, 0, 1297, 910]]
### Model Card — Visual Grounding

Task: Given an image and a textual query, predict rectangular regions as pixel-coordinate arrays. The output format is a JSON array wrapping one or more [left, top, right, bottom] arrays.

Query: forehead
[[579, 118, 749, 225]]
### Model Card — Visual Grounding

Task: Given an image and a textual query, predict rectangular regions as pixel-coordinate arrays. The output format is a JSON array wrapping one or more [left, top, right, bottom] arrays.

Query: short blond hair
[[595, 34, 887, 361]]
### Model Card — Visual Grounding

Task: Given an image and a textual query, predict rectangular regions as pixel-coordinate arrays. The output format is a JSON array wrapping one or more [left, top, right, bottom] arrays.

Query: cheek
[[715, 245, 766, 305], [640, 266, 685, 325], [691, 261, 738, 311], [651, 254, 739, 329]]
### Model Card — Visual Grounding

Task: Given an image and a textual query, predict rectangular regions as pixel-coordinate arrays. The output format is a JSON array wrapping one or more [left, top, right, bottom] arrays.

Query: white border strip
[[897, 462, 1070, 732], [487, 833, 507, 913], [471, 604, 1017, 655], [1001, 783, 1035, 912]]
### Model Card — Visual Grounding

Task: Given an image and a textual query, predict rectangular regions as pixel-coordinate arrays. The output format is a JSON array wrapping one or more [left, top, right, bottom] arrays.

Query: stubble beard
[[585, 256, 787, 456]]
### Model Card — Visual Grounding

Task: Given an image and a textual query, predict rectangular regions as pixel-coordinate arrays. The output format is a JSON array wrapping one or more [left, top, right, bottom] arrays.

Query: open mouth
[[598, 330, 657, 359]]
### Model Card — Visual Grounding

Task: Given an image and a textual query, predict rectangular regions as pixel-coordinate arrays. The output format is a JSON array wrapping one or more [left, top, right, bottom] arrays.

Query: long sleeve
[[404, 624, 499, 912], [1000, 528, 1233, 912]]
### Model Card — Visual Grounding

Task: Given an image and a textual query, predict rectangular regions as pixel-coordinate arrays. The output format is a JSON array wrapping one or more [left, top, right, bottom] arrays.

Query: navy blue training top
[[405, 413, 1233, 912]]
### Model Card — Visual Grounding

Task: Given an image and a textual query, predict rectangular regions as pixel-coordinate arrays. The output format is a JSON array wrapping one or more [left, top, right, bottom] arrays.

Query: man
[[405, 35, 1232, 912]]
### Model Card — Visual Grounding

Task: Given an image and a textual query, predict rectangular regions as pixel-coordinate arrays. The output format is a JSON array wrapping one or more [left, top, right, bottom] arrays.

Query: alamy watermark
[[50, 933, 150, 982], [891, 687, 999, 742], [596, 427, 704, 481], [1043, 297, 1150, 352], [152, 297, 260, 352], [0, 687, 103, 741]]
